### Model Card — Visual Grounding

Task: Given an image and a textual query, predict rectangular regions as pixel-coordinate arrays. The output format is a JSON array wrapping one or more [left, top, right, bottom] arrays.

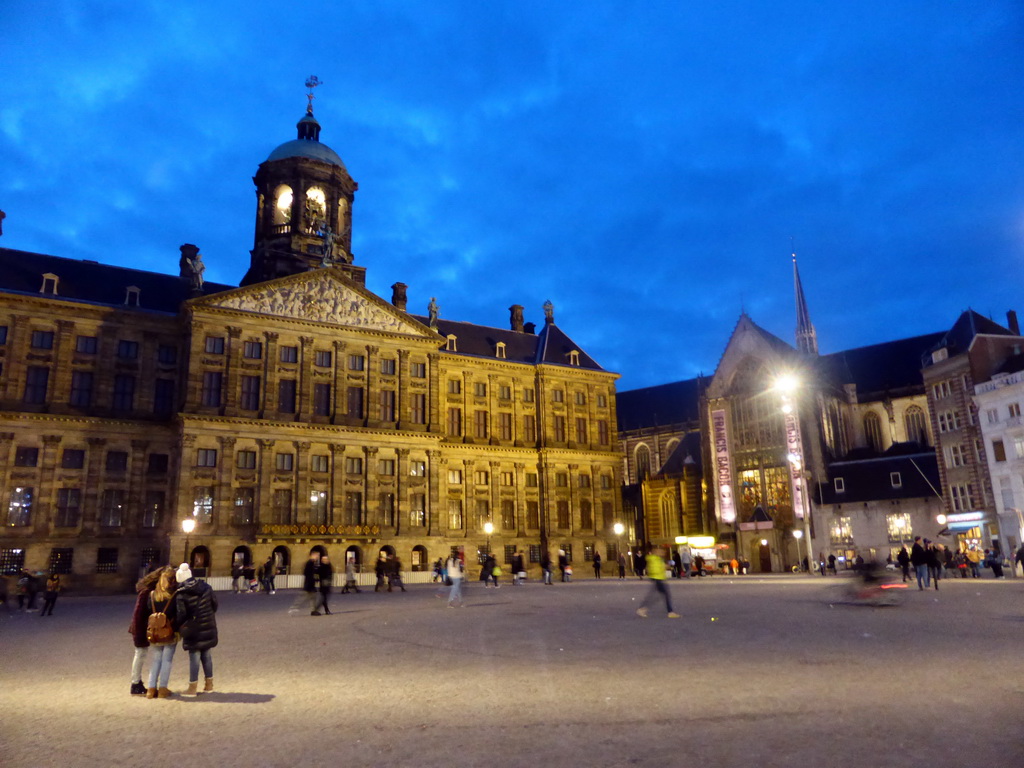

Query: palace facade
[[0, 102, 622, 592]]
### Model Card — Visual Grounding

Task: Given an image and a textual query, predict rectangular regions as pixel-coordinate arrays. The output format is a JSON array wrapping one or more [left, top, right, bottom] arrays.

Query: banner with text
[[712, 408, 736, 524]]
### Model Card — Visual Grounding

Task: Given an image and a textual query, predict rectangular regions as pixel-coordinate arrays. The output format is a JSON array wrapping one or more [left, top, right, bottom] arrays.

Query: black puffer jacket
[[173, 577, 219, 652]]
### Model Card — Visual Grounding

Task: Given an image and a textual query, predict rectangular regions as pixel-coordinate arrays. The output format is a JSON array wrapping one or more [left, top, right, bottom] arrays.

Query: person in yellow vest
[[636, 546, 680, 619]]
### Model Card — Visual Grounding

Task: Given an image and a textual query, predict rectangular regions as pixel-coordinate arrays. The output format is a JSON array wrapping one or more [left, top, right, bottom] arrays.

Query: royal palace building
[[0, 101, 623, 592]]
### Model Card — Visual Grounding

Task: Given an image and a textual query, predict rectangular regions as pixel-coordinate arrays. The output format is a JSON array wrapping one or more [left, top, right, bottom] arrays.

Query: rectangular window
[[205, 336, 225, 354], [347, 386, 364, 418], [475, 470, 489, 486], [949, 444, 966, 467], [314, 350, 332, 368], [240, 375, 261, 411], [499, 385, 511, 400], [498, 412, 512, 440], [526, 501, 540, 529], [552, 389, 564, 403], [49, 547, 74, 574], [237, 450, 257, 470], [411, 361, 426, 378], [601, 474, 612, 490], [474, 409, 488, 439], [193, 487, 214, 524], [447, 469, 463, 485], [310, 491, 328, 526], [24, 366, 49, 404], [117, 340, 139, 359], [576, 417, 588, 443], [526, 472, 538, 488], [597, 394, 607, 408], [96, 547, 119, 574], [834, 477, 845, 493], [153, 378, 175, 417], [379, 389, 396, 421], [557, 500, 570, 528], [6, 487, 33, 527], [890, 472, 902, 488], [196, 448, 217, 468], [378, 459, 395, 476], [553, 415, 565, 442], [575, 391, 586, 405], [201, 371, 222, 407], [475, 499, 489, 530], [112, 374, 136, 411], [933, 381, 951, 399], [556, 472, 568, 487], [142, 491, 164, 528], [278, 379, 296, 414], [501, 471, 514, 486], [76, 335, 98, 354], [0, 326, 7, 344], [410, 460, 427, 477], [313, 383, 331, 416], [272, 489, 292, 525], [447, 407, 462, 437], [410, 493, 426, 527], [31, 330, 54, 349], [344, 492, 363, 526], [348, 354, 365, 371], [501, 499, 515, 530], [14, 446, 39, 467], [1010, 403, 1022, 419], [580, 501, 593, 529], [523, 388, 535, 403], [243, 340, 263, 359], [448, 379, 461, 395], [411, 392, 426, 424], [275, 453, 294, 471], [448, 499, 463, 530], [579, 474, 591, 488], [1015, 436, 1024, 459], [345, 456, 364, 475], [381, 358, 396, 375], [598, 420, 609, 445], [886, 512, 913, 543], [147, 453, 168, 474], [986, 408, 999, 424], [106, 451, 128, 472], [54, 489, 81, 527], [993, 440, 1007, 462], [380, 492, 395, 526], [62, 449, 85, 469], [474, 382, 487, 398], [280, 345, 298, 363], [523, 414, 536, 443], [158, 344, 177, 364], [951, 484, 974, 512], [311, 454, 329, 473], [99, 489, 125, 527], [232, 487, 255, 525]]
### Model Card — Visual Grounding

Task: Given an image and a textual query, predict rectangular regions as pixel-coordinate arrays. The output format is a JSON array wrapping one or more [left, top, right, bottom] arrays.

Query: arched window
[[660, 494, 675, 540], [864, 412, 883, 452], [904, 406, 929, 446], [305, 187, 326, 232], [635, 444, 652, 481], [271, 545, 291, 575], [189, 545, 211, 577], [273, 184, 293, 226], [231, 545, 252, 567], [345, 545, 362, 573], [411, 545, 428, 571]]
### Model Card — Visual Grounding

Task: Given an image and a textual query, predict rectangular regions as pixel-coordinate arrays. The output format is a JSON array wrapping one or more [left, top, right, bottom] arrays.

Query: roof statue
[[428, 297, 439, 330], [320, 224, 335, 267], [543, 299, 554, 325], [179, 243, 205, 292], [305, 75, 322, 115]]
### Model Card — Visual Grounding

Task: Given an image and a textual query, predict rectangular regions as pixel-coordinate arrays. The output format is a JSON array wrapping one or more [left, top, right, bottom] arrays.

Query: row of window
[[13, 447, 169, 473], [19, 366, 176, 414], [828, 512, 914, 545], [0, 546, 152, 576], [832, 472, 904, 494], [1, 326, 178, 364], [991, 436, 1024, 463], [204, 336, 415, 376], [5, 486, 165, 529], [985, 402, 1022, 424], [444, 378, 609, 408]]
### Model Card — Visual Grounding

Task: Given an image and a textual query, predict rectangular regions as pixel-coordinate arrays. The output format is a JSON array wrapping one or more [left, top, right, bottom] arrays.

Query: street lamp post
[[793, 529, 804, 572], [775, 374, 815, 574], [483, 521, 494, 555], [181, 517, 196, 565]]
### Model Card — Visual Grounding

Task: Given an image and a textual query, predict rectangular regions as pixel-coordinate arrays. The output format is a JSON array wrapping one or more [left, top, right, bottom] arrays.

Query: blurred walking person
[[341, 557, 361, 593], [39, 573, 61, 616], [636, 545, 679, 619], [446, 554, 464, 607], [316, 555, 334, 614], [174, 563, 218, 696]]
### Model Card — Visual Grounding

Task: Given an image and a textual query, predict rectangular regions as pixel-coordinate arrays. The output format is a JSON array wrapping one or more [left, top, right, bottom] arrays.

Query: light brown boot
[[202, 677, 214, 693], [146, 688, 158, 699], [185, 681, 198, 696], [157, 687, 172, 699]]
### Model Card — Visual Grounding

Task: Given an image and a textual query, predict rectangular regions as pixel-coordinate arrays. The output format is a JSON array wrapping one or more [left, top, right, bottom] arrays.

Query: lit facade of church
[[0, 99, 623, 591]]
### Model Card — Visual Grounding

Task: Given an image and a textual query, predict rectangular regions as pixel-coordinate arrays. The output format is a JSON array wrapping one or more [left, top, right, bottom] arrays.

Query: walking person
[[128, 567, 162, 696], [388, 555, 408, 592], [927, 541, 942, 590], [173, 563, 218, 696], [511, 550, 525, 586], [446, 554, 464, 607], [341, 557, 361, 593], [541, 550, 553, 585], [291, 553, 320, 614], [679, 545, 692, 578], [231, 560, 244, 594], [374, 556, 387, 592], [558, 549, 569, 582], [317, 555, 334, 614], [260, 556, 276, 594], [966, 547, 983, 578], [481, 552, 497, 588], [39, 573, 61, 616], [617, 552, 627, 580], [636, 545, 679, 619], [896, 546, 911, 582], [593, 551, 602, 579], [910, 536, 930, 590], [145, 566, 180, 699]]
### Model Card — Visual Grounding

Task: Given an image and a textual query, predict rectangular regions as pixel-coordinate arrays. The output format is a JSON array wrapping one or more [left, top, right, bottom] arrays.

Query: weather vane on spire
[[305, 75, 322, 114]]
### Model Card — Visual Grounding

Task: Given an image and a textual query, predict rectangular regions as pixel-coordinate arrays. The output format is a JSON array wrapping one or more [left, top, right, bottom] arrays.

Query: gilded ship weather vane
[[305, 75, 322, 113]]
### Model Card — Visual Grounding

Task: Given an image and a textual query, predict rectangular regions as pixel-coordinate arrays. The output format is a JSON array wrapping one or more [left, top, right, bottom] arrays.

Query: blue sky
[[2, 1, 1022, 391]]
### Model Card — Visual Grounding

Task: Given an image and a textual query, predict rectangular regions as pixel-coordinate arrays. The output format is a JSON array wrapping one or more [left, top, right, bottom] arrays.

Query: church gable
[[706, 315, 798, 399], [192, 269, 435, 337]]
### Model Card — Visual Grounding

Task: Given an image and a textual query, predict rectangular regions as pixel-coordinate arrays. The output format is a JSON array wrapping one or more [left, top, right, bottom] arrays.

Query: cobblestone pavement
[[2, 574, 1022, 767]]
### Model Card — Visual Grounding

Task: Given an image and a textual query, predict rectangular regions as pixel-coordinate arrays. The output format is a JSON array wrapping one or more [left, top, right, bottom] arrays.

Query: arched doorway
[[271, 545, 291, 575], [310, 544, 328, 560], [758, 540, 772, 573], [411, 545, 428, 571], [189, 546, 211, 577], [378, 545, 395, 562], [345, 545, 362, 573], [231, 546, 252, 568]]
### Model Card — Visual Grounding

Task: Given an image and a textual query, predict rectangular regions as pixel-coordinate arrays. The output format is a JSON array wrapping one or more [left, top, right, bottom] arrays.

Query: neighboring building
[[0, 99, 622, 592], [922, 310, 1024, 554], [973, 350, 1024, 555]]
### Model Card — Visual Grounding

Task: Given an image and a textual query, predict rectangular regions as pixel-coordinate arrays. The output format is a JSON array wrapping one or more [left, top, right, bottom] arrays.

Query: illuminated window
[[829, 516, 853, 545], [887, 513, 912, 543]]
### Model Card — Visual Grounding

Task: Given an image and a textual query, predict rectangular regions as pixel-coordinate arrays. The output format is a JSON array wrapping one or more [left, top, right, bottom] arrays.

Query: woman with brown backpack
[[144, 566, 180, 699]]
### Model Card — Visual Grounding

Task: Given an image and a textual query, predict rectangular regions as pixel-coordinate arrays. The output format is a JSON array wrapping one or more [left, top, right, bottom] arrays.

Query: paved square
[[3, 574, 1022, 767]]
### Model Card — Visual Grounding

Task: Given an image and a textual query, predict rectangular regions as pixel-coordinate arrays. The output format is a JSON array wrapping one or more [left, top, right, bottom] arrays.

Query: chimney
[[1007, 310, 1020, 336], [391, 282, 408, 311], [509, 304, 524, 333], [524, 322, 536, 335]]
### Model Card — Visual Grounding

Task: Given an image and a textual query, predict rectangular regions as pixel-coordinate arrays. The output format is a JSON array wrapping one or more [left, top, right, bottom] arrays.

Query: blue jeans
[[448, 578, 463, 604], [641, 579, 674, 614], [189, 649, 213, 683], [148, 643, 176, 689], [915, 564, 930, 589]]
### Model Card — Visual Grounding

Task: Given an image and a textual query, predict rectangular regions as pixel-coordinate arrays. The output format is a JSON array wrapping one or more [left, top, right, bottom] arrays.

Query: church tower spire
[[793, 250, 818, 355]]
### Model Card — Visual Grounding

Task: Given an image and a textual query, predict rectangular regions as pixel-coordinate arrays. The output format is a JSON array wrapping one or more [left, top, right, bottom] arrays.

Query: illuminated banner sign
[[784, 409, 805, 519], [712, 409, 736, 524]]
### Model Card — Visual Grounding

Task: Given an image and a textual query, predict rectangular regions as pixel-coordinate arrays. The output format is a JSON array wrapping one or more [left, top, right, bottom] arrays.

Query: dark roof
[[265, 138, 346, 168], [819, 332, 944, 400], [0, 247, 235, 313], [925, 309, 1015, 363], [616, 377, 703, 432], [819, 450, 941, 505], [657, 431, 703, 475]]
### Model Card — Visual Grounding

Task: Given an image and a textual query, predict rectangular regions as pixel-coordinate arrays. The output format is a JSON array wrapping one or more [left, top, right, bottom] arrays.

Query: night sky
[[2, 2, 1022, 391]]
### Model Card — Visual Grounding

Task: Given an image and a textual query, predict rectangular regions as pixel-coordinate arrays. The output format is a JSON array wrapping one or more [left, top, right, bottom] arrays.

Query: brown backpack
[[146, 594, 174, 644]]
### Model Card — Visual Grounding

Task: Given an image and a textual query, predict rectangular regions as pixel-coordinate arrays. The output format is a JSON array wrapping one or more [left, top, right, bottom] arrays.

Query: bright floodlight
[[773, 373, 800, 393], [613, 522, 625, 536], [483, 521, 494, 535], [181, 518, 196, 534], [793, 529, 803, 539], [936, 514, 947, 525]]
